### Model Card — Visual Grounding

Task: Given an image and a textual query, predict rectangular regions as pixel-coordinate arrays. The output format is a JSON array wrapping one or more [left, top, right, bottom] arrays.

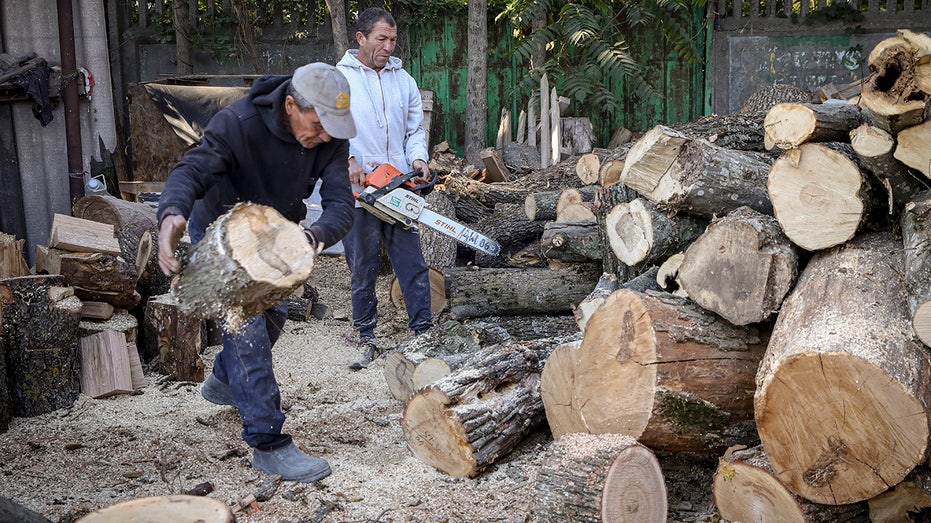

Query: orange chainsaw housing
[[365, 163, 415, 189]]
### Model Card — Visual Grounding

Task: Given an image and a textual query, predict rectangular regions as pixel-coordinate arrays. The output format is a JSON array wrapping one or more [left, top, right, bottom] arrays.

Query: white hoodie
[[336, 50, 429, 180]]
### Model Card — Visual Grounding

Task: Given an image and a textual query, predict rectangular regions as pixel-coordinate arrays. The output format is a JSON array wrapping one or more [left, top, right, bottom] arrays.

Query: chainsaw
[[355, 163, 501, 256]]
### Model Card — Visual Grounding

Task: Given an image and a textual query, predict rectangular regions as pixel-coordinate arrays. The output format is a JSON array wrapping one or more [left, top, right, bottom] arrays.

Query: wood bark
[[0, 233, 30, 279], [400, 336, 575, 477], [0, 275, 81, 417], [533, 433, 667, 523], [763, 101, 862, 150], [679, 206, 798, 326], [541, 220, 602, 262], [469, 314, 579, 341], [173, 203, 315, 330], [670, 111, 770, 152], [850, 123, 928, 210], [754, 232, 931, 505], [442, 175, 529, 209], [464, 0, 487, 166], [895, 119, 931, 179], [768, 143, 882, 251], [560, 117, 593, 157], [901, 190, 931, 348], [144, 293, 205, 382], [868, 465, 931, 523], [860, 35, 931, 134], [171, 0, 194, 74], [444, 264, 601, 320], [604, 197, 706, 267], [74, 494, 233, 523], [471, 203, 546, 259], [420, 191, 458, 270], [714, 445, 869, 523], [574, 289, 765, 452]]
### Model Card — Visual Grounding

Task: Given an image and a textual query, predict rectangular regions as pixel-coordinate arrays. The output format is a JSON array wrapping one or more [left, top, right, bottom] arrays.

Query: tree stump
[[754, 232, 931, 505], [144, 293, 205, 382], [574, 289, 765, 452], [173, 202, 315, 331], [532, 433, 667, 523]]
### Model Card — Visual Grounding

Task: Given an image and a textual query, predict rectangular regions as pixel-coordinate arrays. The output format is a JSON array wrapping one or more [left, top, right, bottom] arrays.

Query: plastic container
[[85, 174, 108, 196]]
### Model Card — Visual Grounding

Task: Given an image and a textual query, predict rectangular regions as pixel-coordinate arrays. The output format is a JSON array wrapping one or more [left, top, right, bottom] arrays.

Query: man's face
[[285, 97, 331, 149], [356, 20, 397, 72]]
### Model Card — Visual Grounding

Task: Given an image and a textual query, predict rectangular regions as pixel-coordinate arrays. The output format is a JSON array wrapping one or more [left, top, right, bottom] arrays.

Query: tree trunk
[[464, 0, 487, 167], [541, 220, 602, 262], [900, 190, 931, 348], [714, 445, 869, 523], [172, 0, 194, 74], [755, 232, 931, 505], [679, 206, 798, 326], [144, 293, 205, 382], [604, 197, 706, 268], [325, 0, 349, 60], [763, 101, 862, 150], [850, 123, 928, 210], [533, 433, 667, 523], [444, 264, 601, 320], [894, 120, 931, 179], [574, 289, 765, 452], [768, 143, 883, 251], [0, 275, 82, 417], [173, 203, 315, 331]]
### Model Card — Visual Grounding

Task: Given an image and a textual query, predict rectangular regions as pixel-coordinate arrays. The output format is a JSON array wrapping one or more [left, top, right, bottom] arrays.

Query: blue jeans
[[189, 216, 291, 451], [343, 208, 432, 339]]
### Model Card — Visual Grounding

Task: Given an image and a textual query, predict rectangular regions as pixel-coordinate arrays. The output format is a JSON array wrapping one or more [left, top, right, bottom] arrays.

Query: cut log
[[768, 142, 882, 251], [74, 494, 233, 523], [444, 264, 601, 320], [574, 289, 765, 452], [58, 251, 141, 309], [79, 330, 132, 399], [869, 465, 931, 523], [620, 125, 688, 199], [850, 123, 928, 210], [901, 190, 931, 348], [598, 143, 634, 187], [0, 233, 30, 279], [895, 120, 931, 179], [532, 433, 667, 523], [471, 203, 545, 259], [525, 186, 597, 221], [286, 294, 314, 322], [671, 111, 770, 152], [442, 175, 529, 208], [541, 220, 602, 262], [173, 202, 315, 330], [400, 336, 578, 477], [713, 445, 869, 523], [573, 272, 618, 333], [468, 314, 579, 341], [389, 267, 447, 315], [144, 293, 205, 382], [48, 213, 122, 256], [860, 35, 931, 134], [420, 191, 458, 269], [763, 101, 862, 150], [575, 153, 601, 185], [604, 198, 706, 267], [561, 117, 593, 156], [742, 84, 815, 114], [656, 252, 686, 296], [0, 275, 82, 417], [72, 194, 158, 240], [384, 352, 417, 402], [540, 340, 585, 437], [80, 301, 114, 320], [596, 183, 636, 282], [607, 126, 633, 149], [755, 232, 931, 505], [678, 206, 798, 326]]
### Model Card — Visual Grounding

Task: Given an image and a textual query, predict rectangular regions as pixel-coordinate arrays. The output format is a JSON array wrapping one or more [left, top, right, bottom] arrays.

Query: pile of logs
[[389, 29, 931, 522]]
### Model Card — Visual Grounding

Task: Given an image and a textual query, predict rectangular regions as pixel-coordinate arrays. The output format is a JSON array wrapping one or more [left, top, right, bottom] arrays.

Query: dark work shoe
[[201, 373, 236, 406], [252, 442, 331, 482], [348, 338, 380, 371]]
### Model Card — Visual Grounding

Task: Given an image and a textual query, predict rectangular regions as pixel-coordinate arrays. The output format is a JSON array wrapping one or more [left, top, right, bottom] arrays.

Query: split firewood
[[859, 34, 931, 134], [869, 465, 931, 522], [901, 190, 931, 348], [540, 220, 601, 262], [574, 289, 765, 452], [524, 185, 596, 221], [172, 202, 315, 330], [389, 267, 447, 315], [144, 293, 204, 382], [768, 142, 883, 251], [850, 123, 928, 210], [444, 264, 601, 320], [79, 330, 132, 399], [401, 334, 580, 478], [80, 301, 114, 320], [48, 213, 122, 256], [678, 207, 798, 326], [532, 433, 667, 523], [0, 275, 82, 417], [78, 310, 145, 389], [894, 119, 931, 179], [286, 294, 315, 322], [604, 197, 706, 268], [763, 101, 862, 150], [480, 148, 510, 183], [755, 232, 931, 505], [420, 191, 458, 269], [713, 445, 869, 523], [607, 126, 633, 149], [73, 494, 234, 523], [0, 232, 30, 279]]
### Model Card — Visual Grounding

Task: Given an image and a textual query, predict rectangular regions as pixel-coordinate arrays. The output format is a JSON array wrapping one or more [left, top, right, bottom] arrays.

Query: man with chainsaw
[[155, 62, 356, 483], [337, 7, 433, 370]]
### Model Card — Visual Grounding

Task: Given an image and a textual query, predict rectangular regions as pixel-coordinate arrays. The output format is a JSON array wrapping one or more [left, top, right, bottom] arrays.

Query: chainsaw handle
[[408, 169, 437, 193]]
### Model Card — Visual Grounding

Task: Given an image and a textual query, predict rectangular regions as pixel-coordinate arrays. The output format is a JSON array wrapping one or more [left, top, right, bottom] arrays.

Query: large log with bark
[[443, 264, 601, 320], [901, 190, 931, 348], [58, 251, 141, 309], [73, 194, 158, 240], [768, 143, 883, 251], [420, 191, 458, 269], [401, 336, 578, 477], [0, 275, 82, 417], [713, 445, 869, 522], [895, 120, 931, 179], [763, 101, 862, 150], [573, 289, 765, 452], [604, 197, 706, 267], [540, 220, 602, 262], [678, 206, 798, 326], [754, 232, 931, 505], [442, 175, 530, 208], [173, 202, 315, 330], [471, 203, 546, 267], [532, 433, 667, 523]]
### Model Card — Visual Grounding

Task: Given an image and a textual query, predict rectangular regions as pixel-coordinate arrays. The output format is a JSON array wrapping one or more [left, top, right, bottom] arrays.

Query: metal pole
[[57, 0, 85, 207]]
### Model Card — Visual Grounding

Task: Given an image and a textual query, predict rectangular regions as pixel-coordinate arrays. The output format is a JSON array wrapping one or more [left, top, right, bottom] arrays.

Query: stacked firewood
[[394, 29, 931, 522]]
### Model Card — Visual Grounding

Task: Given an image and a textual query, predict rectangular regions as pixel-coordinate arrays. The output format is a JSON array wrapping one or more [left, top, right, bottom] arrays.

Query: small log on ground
[[144, 293, 204, 382], [79, 330, 132, 399], [869, 465, 931, 523], [850, 123, 928, 210], [604, 197, 706, 267], [0, 233, 30, 279], [755, 232, 931, 505], [444, 264, 601, 320], [173, 202, 315, 330], [678, 206, 798, 326], [713, 445, 869, 523], [900, 190, 931, 348], [74, 494, 233, 523], [540, 340, 586, 437], [895, 119, 931, 179], [400, 335, 578, 477], [0, 275, 82, 417], [420, 191, 458, 269], [574, 289, 765, 452], [763, 101, 862, 150], [768, 142, 883, 251], [286, 294, 315, 322], [541, 220, 602, 262], [532, 432, 667, 523]]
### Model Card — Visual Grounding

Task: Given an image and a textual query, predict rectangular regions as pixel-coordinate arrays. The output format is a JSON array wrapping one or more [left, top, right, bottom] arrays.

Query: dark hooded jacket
[[156, 75, 354, 248]]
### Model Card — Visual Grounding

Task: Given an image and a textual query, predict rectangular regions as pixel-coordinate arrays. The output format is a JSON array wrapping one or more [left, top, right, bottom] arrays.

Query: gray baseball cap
[[291, 63, 357, 139]]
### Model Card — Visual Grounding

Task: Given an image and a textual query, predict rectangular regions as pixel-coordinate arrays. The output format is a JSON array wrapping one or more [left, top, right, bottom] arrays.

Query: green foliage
[[499, 0, 706, 119]]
